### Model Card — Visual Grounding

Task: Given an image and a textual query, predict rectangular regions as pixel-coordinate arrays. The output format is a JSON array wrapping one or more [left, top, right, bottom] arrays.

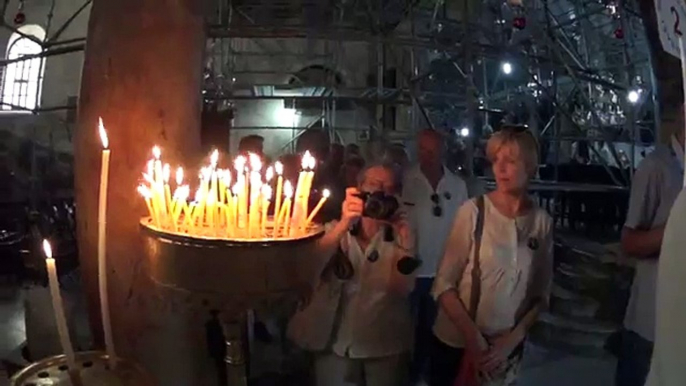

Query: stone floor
[[0, 279, 616, 385]]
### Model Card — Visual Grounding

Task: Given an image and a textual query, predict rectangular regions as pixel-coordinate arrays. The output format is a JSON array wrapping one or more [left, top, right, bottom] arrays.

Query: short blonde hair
[[486, 127, 540, 177]]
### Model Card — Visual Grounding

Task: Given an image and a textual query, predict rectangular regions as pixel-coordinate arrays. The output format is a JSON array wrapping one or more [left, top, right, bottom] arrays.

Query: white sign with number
[[655, 0, 686, 59]]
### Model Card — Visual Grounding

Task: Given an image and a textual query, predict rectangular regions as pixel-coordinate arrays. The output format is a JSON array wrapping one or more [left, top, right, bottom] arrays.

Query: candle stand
[[139, 218, 324, 386], [11, 351, 155, 386]]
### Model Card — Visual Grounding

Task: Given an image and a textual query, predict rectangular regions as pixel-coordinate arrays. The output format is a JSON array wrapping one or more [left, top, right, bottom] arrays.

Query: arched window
[[1, 25, 46, 111]]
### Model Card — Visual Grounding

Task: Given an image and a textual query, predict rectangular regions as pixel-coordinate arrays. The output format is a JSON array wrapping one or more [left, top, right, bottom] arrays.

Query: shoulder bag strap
[[468, 195, 486, 320]]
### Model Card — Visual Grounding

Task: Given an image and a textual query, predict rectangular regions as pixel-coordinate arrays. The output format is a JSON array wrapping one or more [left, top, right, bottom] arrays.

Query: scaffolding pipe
[[0, 43, 84, 67]]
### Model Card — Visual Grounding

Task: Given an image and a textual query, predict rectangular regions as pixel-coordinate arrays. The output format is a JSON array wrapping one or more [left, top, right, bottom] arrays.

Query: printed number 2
[[672, 6, 683, 36]]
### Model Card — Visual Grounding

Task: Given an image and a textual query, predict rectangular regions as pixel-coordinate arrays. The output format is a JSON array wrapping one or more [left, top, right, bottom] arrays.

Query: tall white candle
[[274, 162, 284, 226], [43, 240, 77, 370], [97, 118, 116, 369]]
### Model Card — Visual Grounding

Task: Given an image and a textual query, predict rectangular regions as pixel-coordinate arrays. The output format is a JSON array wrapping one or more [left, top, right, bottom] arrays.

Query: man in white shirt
[[617, 111, 684, 386], [402, 129, 468, 381], [646, 188, 685, 386]]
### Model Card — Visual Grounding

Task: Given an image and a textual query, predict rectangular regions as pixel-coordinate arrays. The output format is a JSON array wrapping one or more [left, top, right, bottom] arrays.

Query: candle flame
[[210, 149, 219, 167], [173, 185, 189, 201], [98, 117, 109, 149], [42, 239, 52, 259], [146, 160, 154, 176], [200, 167, 211, 181], [284, 180, 294, 198], [249, 153, 262, 171], [163, 164, 171, 183], [235, 155, 246, 171], [275, 161, 283, 175], [143, 173, 155, 186], [137, 185, 152, 198], [194, 187, 203, 203], [176, 167, 184, 185], [322, 189, 331, 198], [266, 166, 274, 182], [222, 169, 232, 185], [232, 183, 241, 196], [262, 185, 273, 199], [307, 156, 316, 170], [152, 146, 161, 160], [301, 151, 311, 169]]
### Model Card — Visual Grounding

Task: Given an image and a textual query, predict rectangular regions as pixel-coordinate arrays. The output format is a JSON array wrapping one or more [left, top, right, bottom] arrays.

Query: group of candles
[[137, 147, 330, 239], [38, 119, 332, 375], [42, 118, 116, 374]]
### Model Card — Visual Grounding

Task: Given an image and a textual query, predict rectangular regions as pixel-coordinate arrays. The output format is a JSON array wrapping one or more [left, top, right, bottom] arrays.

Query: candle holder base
[[10, 351, 155, 386]]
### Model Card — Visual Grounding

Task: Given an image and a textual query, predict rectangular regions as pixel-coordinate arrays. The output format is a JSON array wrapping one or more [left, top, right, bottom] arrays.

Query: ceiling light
[[627, 89, 640, 104], [501, 62, 513, 75]]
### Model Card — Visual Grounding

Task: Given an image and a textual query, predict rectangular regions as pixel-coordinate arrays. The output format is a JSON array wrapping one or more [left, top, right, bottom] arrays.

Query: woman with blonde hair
[[429, 125, 554, 386]]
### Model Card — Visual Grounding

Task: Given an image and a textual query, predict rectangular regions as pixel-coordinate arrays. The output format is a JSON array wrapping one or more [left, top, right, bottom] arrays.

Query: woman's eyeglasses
[[431, 193, 442, 217]]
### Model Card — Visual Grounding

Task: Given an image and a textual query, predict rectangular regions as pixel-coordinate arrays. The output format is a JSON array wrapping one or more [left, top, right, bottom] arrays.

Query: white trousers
[[314, 352, 409, 386]]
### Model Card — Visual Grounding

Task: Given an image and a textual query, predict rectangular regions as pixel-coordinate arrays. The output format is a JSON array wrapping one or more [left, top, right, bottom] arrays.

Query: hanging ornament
[[614, 27, 624, 39], [513, 16, 527, 30], [14, 0, 25, 25]]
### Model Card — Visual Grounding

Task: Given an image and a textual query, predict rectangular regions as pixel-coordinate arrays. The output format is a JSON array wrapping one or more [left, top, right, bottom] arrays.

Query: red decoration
[[513, 16, 527, 30], [13, 12, 25, 25], [614, 27, 624, 39]]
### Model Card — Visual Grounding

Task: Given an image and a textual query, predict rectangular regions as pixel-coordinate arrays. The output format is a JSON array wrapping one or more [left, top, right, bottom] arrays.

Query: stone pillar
[[74, 0, 206, 384]]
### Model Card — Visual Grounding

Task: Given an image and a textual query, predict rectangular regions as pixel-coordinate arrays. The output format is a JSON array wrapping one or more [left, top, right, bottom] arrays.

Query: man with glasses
[[402, 129, 468, 383]]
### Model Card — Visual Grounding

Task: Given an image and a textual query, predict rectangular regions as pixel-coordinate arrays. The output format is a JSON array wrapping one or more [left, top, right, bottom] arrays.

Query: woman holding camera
[[288, 164, 417, 386], [430, 127, 554, 386]]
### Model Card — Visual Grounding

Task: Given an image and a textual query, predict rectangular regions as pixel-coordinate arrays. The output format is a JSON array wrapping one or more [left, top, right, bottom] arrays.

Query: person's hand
[[464, 331, 489, 368], [389, 208, 411, 246], [458, 333, 489, 385], [479, 329, 523, 375], [341, 187, 364, 226]]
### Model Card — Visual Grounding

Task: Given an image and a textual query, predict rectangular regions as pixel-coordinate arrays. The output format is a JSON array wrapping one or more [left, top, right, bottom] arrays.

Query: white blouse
[[432, 196, 554, 347]]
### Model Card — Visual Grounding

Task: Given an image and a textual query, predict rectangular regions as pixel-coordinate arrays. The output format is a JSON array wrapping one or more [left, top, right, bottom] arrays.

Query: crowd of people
[[272, 126, 550, 386], [234, 111, 685, 386]]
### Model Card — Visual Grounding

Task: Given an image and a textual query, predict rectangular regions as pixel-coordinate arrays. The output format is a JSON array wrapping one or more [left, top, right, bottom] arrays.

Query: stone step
[[549, 285, 600, 320], [529, 311, 618, 356]]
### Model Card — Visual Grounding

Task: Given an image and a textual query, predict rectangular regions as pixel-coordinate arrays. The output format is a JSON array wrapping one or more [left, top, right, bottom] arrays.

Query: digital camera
[[355, 191, 399, 220]]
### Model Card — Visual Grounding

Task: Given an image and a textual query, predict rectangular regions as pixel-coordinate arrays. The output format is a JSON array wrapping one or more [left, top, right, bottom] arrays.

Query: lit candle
[[301, 155, 317, 231], [137, 185, 158, 226], [97, 119, 116, 369], [274, 161, 284, 228], [209, 150, 219, 204], [291, 152, 310, 232], [43, 240, 77, 371], [207, 192, 216, 235], [163, 164, 172, 215], [198, 167, 211, 228], [219, 169, 231, 205], [190, 188, 203, 233], [248, 154, 263, 237], [261, 185, 272, 235], [282, 182, 293, 237], [171, 185, 189, 232], [249, 171, 262, 238], [234, 156, 247, 230], [305, 189, 330, 226], [231, 184, 241, 235], [152, 146, 166, 222]]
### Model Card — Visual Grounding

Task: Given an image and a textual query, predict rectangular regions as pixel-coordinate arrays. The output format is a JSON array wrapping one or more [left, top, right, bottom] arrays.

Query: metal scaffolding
[[205, 0, 655, 188]]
